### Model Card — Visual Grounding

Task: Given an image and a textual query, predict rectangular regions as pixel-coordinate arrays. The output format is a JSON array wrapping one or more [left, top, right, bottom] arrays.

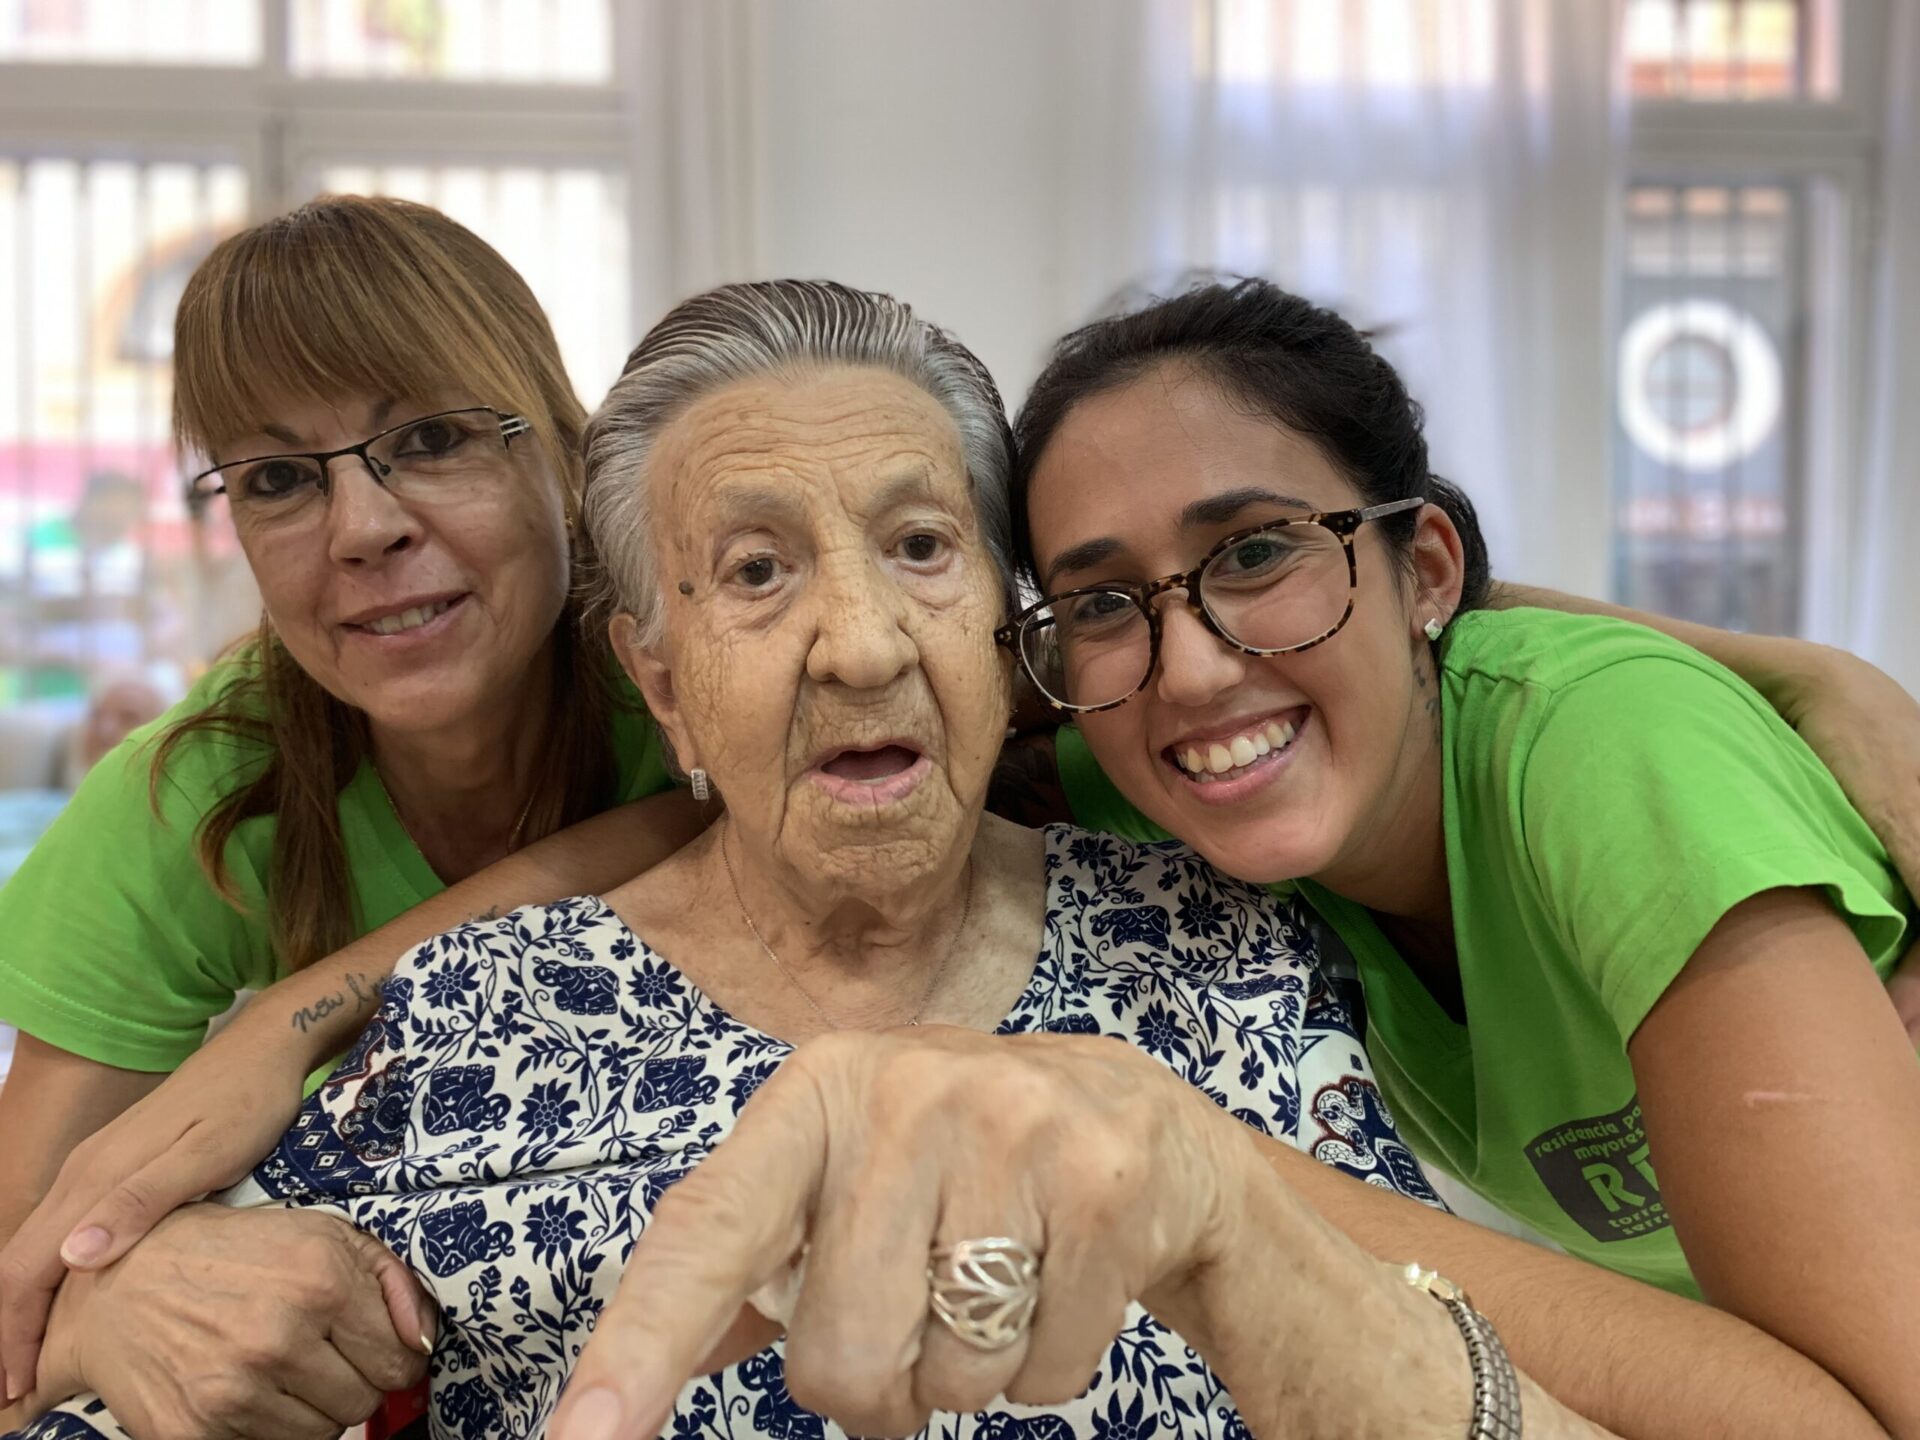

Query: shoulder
[[1442, 607, 1757, 711], [1042, 823, 1318, 981], [388, 896, 633, 1012], [258, 897, 649, 1197], [1440, 607, 1787, 769]]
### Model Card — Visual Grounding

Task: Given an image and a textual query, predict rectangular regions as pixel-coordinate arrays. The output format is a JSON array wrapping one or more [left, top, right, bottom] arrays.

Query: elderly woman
[[8, 284, 1450, 1440], [13, 282, 1920, 1440]]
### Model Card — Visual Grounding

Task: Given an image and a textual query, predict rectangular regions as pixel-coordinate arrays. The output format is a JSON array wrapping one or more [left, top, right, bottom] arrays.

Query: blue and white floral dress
[[16, 828, 1437, 1440]]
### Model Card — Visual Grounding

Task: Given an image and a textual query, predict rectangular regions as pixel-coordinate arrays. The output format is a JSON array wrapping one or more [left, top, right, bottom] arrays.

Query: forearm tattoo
[[288, 968, 385, 1033]]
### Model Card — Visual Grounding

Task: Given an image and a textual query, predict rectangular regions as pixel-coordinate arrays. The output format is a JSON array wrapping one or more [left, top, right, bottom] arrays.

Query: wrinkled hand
[[0, 1025, 315, 1399], [546, 1026, 1285, 1440], [1776, 645, 1920, 1042], [29, 1204, 433, 1440]]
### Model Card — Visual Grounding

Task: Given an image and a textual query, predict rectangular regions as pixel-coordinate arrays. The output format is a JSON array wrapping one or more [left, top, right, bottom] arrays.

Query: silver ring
[[926, 1237, 1041, 1351]]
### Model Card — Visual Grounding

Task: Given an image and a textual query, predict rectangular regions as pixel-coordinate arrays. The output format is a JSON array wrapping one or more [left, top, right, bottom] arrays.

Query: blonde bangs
[[172, 195, 585, 491]]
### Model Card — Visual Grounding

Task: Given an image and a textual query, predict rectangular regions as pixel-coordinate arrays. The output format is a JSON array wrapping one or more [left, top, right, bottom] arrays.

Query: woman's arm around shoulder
[[0, 785, 707, 1405]]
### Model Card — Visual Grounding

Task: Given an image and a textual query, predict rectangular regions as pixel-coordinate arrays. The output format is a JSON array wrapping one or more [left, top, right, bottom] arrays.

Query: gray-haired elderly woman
[[11, 281, 1615, 1440]]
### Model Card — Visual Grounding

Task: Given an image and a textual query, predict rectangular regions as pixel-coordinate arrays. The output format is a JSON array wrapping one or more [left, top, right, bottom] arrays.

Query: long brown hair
[[156, 194, 623, 971]]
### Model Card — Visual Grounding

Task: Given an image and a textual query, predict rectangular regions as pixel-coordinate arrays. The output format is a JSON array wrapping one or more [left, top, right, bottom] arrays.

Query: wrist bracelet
[[1402, 1263, 1523, 1439]]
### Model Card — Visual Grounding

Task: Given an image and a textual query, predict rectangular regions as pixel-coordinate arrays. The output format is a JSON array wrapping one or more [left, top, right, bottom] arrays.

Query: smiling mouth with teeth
[[1174, 717, 1299, 781], [358, 598, 457, 637]]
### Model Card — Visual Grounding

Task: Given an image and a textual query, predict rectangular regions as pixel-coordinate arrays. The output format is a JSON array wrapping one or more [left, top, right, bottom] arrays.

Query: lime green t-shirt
[[0, 657, 672, 1073], [1057, 608, 1912, 1296]]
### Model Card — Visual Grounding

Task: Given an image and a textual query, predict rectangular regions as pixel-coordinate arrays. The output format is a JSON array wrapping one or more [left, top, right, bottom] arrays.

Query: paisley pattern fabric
[[13, 828, 1437, 1440]]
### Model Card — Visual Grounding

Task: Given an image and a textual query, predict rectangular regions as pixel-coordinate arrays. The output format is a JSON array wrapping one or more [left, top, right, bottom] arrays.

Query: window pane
[[289, 0, 611, 82], [310, 164, 629, 403], [0, 0, 260, 63], [1613, 182, 1801, 633], [1624, 0, 1818, 100], [1199, 0, 1496, 90], [0, 157, 254, 704]]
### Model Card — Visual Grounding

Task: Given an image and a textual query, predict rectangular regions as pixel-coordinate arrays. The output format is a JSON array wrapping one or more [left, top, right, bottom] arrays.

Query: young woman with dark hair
[[1005, 278, 1920, 1434]]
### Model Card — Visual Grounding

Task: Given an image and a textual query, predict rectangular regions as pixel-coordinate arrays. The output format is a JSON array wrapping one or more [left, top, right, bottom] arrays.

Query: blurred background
[[0, 0, 1914, 863]]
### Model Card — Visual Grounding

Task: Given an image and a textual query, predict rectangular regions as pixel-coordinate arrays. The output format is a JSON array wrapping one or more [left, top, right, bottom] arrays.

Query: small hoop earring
[[689, 768, 711, 802], [1424, 617, 1445, 642]]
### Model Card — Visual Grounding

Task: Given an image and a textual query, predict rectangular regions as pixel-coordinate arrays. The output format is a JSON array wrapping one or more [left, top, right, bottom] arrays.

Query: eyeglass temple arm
[[1355, 495, 1428, 522]]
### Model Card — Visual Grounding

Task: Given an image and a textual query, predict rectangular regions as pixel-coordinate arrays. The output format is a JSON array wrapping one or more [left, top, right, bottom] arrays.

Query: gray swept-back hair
[[582, 279, 1017, 645]]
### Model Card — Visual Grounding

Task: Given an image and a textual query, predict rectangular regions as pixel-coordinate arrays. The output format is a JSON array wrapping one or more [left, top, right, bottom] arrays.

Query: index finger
[[547, 1063, 828, 1440]]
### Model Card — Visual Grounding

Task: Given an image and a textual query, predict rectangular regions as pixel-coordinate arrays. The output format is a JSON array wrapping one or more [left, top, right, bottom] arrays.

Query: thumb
[[369, 1243, 439, 1357], [61, 1132, 245, 1271]]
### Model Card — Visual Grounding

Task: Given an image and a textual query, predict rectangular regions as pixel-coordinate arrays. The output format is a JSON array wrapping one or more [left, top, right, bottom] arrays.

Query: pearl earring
[[689, 768, 711, 802], [1424, 617, 1445, 642]]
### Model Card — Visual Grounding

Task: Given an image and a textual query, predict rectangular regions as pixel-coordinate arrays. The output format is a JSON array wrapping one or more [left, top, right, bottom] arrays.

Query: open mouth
[[807, 742, 933, 807], [1163, 707, 1309, 785], [819, 744, 922, 783], [347, 595, 466, 637]]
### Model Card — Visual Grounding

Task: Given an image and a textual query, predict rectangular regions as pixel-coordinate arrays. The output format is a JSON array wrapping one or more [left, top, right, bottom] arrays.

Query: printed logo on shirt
[[1523, 1095, 1670, 1244]]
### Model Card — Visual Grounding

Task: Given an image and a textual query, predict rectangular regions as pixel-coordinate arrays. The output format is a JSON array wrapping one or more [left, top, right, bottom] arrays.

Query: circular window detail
[[1618, 298, 1783, 471]]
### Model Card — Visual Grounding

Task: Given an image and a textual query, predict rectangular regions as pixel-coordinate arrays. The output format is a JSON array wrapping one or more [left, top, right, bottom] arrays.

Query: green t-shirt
[[1058, 608, 1912, 1296], [0, 657, 672, 1073]]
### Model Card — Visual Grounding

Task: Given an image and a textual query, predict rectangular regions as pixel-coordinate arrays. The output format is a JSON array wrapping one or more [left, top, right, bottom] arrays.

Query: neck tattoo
[[719, 822, 974, 1032]]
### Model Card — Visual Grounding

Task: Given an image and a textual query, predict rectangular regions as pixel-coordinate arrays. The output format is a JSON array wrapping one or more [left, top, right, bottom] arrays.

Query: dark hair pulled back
[[1012, 278, 1491, 614]]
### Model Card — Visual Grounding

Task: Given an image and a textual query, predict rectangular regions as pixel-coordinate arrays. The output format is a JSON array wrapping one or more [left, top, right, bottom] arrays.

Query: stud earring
[[689, 768, 711, 802], [1424, 617, 1445, 642]]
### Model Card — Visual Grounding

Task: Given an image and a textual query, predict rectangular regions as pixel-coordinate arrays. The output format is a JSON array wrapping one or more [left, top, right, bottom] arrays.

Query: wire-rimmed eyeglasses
[[186, 407, 531, 533]]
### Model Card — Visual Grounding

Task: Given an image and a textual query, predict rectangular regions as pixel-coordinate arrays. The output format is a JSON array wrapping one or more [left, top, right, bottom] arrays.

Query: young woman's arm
[[0, 785, 707, 1403], [1628, 886, 1920, 1435], [1257, 1135, 1889, 1438], [0, 1040, 161, 1268]]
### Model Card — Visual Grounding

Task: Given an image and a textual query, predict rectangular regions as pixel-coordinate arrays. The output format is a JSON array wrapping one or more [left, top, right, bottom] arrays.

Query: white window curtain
[[1849, 2, 1920, 696], [621, 0, 762, 333], [1055, 0, 1624, 598]]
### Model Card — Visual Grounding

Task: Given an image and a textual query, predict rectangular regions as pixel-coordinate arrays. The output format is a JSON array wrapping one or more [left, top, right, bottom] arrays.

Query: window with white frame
[[1615, 0, 1883, 634], [0, 0, 630, 703]]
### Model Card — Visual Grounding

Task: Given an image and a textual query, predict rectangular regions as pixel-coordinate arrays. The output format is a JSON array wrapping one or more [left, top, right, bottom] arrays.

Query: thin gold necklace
[[719, 823, 973, 1031]]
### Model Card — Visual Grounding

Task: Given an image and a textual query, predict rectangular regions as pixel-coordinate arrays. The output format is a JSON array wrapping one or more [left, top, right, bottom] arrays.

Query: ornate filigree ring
[[926, 1237, 1042, 1351]]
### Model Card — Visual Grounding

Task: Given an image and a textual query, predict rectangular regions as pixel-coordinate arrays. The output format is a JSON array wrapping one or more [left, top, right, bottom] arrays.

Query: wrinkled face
[[1025, 363, 1447, 886], [213, 393, 571, 741], [617, 367, 1012, 895]]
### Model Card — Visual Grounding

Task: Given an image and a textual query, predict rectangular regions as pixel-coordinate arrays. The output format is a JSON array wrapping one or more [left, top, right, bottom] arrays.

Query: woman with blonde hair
[[0, 195, 703, 1434]]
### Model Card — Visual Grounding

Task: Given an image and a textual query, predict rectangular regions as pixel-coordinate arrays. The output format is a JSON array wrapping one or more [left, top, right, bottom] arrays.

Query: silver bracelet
[[1403, 1264, 1523, 1439]]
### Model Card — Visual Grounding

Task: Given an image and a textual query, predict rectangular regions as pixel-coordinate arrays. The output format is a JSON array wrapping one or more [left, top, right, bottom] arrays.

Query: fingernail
[[556, 1386, 624, 1440], [418, 1331, 436, 1356], [4, 1372, 21, 1404], [61, 1227, 110, 1267]]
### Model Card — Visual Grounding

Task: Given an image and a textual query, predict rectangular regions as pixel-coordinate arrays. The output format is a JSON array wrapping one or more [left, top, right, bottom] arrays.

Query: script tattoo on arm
[[288, 969, 386, 1034]]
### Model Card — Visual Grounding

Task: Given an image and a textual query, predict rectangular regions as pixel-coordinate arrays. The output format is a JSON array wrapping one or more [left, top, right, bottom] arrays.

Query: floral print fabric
[[14, 828, 1437, 1440]]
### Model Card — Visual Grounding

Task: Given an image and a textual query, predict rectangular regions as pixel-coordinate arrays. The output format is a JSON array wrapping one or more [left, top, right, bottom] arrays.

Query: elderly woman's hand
[[0, 1016, 317, 1401], [546, 1027, 1579, 1440], [21, 1203, 434, 1440]]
